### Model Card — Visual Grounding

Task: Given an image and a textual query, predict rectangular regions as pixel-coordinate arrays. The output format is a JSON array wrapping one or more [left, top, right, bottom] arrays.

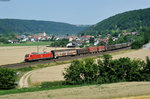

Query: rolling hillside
[[81, 8, 150, 35], [0, 19, 89, 35]]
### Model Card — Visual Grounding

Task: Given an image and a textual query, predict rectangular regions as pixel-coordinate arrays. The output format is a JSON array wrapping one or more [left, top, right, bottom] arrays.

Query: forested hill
[[0, 19, 89, 35], [81, 8, 150, 35]]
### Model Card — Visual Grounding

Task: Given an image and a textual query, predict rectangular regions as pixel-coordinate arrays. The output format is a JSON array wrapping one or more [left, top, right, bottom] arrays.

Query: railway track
[[1, 47, 130, 69]]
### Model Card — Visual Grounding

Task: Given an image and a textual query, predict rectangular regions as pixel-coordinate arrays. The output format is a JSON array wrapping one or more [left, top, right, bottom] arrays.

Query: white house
[[31, 38, 36, 42], [43, 32, 46, 36], [21, 38, 28, 42], [94, 39, 99, 45]]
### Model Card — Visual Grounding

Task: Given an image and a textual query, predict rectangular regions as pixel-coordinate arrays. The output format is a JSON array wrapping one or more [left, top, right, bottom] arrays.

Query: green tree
[[83, 58, 99, 83], [0, 37, 9, 44], [63, 60, 84, 84], [63, 54, 150, 85], [131, 38, 144, 49], [63, 58, 99, 84], [142, 56, 150, 80], [0, 68, 17, 89], [102, 54, 112, 67]]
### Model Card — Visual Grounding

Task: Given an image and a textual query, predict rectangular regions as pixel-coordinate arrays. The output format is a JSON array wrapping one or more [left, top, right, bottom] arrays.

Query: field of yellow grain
[[1, 82, 150, 99], [0, 46, 68, 65]]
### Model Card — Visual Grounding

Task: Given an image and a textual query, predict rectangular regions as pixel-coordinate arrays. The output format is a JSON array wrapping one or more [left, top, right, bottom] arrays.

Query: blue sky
[[0, 0, 150, 25]]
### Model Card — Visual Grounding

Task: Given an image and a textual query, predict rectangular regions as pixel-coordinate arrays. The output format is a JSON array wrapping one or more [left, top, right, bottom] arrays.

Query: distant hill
[[0, 19, 89, 35], [81, 8, 150, 35]]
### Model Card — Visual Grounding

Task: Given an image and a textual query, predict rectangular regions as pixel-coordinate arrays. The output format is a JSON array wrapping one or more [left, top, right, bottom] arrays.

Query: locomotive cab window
[[25, 54, 29, 57]]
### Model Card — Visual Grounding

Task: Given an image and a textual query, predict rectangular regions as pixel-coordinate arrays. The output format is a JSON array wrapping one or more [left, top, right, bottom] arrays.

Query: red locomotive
[[25, 52, 53, 61]]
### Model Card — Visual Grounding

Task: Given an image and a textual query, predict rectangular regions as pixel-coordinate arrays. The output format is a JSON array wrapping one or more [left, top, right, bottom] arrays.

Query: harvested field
[[113, 49, 150, 61], [0, 46, 68, 65], [30, 64, 70, 84], [118, 95, 150, 99], [1, 82, 150, 99]]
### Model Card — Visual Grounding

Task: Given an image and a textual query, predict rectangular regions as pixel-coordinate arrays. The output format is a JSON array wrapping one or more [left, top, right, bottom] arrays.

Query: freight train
[[24, 42, 130, 62]]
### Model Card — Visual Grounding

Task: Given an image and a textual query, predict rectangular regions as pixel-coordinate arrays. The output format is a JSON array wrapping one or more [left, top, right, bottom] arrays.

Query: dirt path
[[19, 71, 31, 88], [19, 70, 35, 88], [18, 64, 70, 88], [143, 43, 150, 49]]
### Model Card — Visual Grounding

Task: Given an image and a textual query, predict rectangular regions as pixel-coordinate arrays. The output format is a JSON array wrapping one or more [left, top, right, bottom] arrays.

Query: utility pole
[[105, 42, 107, 51], [37, 39, 39, 53]]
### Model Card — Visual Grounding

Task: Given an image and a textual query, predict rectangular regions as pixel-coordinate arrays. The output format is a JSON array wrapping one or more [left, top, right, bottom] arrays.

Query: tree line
[[0, 19, 88, 35], [0, 34, 16, 44], [50, 38, 69, 47], [63, 54, 150, 85]]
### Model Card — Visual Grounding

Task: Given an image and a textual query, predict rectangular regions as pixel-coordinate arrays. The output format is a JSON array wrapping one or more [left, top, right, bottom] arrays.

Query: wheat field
[[1, 82, 150, 99], [0, 46, 67, 65]]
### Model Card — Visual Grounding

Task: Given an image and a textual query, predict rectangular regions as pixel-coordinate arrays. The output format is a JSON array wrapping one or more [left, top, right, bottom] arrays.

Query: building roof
[[82, 35, 93, 38]]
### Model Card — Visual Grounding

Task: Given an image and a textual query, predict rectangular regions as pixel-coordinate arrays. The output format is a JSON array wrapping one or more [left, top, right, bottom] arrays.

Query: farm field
[[30, 64, 70, 85], [119, 95, 150, 99], [0, 46, 68, 65], [1, 82, 150, 99], [113, 49, 150, 61]]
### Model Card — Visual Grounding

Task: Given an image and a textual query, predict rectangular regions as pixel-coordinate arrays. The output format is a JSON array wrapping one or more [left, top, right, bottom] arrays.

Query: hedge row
[[63, 54, 150, 85]]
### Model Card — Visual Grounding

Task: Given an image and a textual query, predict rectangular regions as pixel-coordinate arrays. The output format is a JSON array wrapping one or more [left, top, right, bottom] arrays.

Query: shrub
[[63, 58, 99, 84], [17, 66, 33, 72], [63, 60, 84, 84], [144, 56, 150, 73], [131, 39, 144, 49], [142, 56, 150, 81], [131, 28, 150, 49], [83, 58, 99, 83], [0, 67, 17, 89]]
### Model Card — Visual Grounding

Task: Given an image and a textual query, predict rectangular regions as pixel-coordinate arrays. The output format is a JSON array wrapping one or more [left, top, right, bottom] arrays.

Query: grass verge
[[0, 82, 96, 96], [110, 49, 136, 56], [0, 42, 52, 47], [16, 61, 70, 72]]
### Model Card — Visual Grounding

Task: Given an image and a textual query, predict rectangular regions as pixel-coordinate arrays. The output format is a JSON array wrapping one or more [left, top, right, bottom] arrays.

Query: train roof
[[51, 49, 76, 52], [31, 52, 50, 54]]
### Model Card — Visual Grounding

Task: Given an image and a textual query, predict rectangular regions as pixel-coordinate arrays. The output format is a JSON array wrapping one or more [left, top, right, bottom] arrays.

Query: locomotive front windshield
[[25, 54, 29, 57]]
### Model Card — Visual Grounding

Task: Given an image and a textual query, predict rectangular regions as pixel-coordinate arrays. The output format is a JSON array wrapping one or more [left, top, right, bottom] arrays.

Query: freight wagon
[[97, 46, 105, 52], [88, 46, 98, 53], [120, 43, 126, 48], [115, 44, 122, 49], [51, 49, 77, 58], [107, 45, 116, 50], [76, 48, 89, 55]]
